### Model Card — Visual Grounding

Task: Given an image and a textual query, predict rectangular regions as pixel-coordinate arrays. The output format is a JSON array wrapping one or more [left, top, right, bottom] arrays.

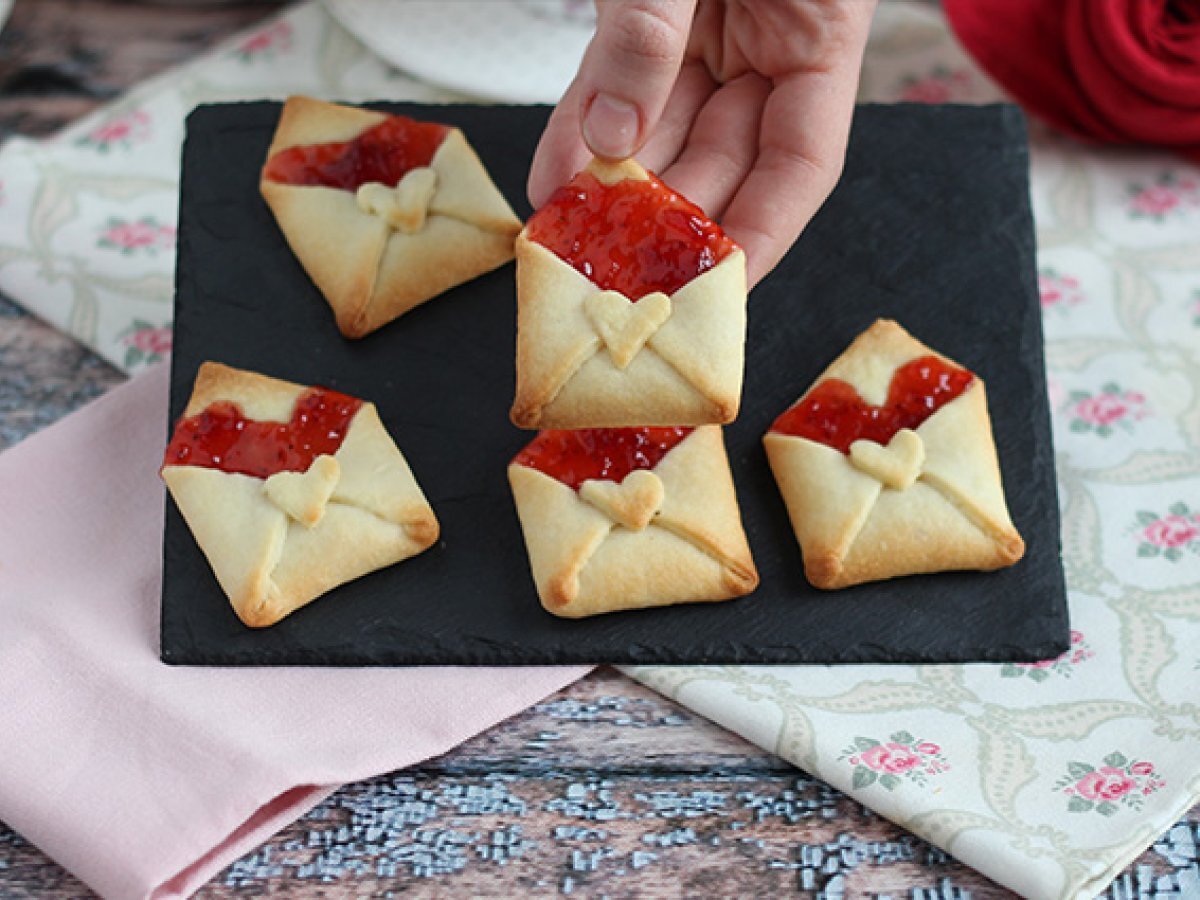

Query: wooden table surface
[[0, 2, 1196, 897]]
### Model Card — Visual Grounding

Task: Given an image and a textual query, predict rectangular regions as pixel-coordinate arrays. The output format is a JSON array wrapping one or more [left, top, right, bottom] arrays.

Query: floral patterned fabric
[[0, 3, 455, 373], [630, 6, 1200, 899], [0, 3, 1195, 898]]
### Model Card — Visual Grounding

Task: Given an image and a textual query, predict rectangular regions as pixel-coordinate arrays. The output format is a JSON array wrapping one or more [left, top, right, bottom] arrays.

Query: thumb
[[576, 0, 696, 160]]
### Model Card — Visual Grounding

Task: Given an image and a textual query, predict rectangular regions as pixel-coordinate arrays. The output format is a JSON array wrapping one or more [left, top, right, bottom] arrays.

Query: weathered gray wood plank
[[0, 0, 276, 138], [425, 668, 796, 777], [0, 295, 124, 449]]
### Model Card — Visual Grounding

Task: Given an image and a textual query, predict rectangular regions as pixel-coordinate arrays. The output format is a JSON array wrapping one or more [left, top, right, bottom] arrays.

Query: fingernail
[[583, 93, 641, 159]]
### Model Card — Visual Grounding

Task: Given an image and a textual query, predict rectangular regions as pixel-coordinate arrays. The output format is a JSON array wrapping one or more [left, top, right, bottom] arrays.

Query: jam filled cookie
[[764, 319, 1025, 589], [511, 157, 747, 428], [508, 425, 758, 618], [261, 96, 522, 338], [162, 362, 439, 627]]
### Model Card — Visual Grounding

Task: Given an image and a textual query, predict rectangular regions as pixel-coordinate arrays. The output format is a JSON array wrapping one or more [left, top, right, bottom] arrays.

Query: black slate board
[[162, 101, 1069, 666]]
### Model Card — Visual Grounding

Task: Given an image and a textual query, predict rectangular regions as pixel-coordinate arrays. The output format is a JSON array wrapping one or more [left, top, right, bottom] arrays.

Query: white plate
[[322, 0, 595, 104]]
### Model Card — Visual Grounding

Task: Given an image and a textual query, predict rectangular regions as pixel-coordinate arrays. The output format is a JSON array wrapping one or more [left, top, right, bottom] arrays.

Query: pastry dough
[[162, 362, 439, 627], [763, 319, 1025, 589], [511, 157, 747, 428], [260, 96, 522, 338], [508, 426, 758, 618]]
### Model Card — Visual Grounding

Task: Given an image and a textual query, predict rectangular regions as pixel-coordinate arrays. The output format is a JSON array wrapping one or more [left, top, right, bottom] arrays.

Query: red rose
[[944, 0, 1200, 161]]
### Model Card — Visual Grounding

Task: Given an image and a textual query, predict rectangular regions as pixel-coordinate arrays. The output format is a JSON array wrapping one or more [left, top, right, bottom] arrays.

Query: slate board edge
[[1000, 102, 1072, 661]]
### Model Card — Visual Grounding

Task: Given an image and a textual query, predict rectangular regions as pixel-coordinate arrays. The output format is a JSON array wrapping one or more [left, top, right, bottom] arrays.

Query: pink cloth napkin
[[0, 364, 590, 900]]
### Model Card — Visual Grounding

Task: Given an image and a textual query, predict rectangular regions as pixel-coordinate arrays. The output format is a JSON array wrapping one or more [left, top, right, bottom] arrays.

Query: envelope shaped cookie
[[511, 157, 747, 428], [763, 319, 1025, 589], [260, 96, 522, 338], [161, 362, 439, 627], [508, 425, 758, 618]]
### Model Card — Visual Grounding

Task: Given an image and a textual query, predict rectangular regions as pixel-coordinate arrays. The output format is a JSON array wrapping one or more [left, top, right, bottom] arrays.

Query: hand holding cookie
[[527, 0, 877, 286]]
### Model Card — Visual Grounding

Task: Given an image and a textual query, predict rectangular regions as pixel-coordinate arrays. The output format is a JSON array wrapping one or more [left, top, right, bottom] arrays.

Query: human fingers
[[529, 62, 713, 208], [721, 64, 866, 285], [721, 74, 852, 286], [635, 59, 717, 173], [528, 77, 592, 208], [657, 71, 771, 218], [575, 0, 698, 159]]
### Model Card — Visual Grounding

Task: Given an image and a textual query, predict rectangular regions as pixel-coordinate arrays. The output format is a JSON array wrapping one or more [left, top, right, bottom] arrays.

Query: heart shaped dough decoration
[[584, 290, 672, 370], [849, 428, 925, 490], [355, 167, 439, 234], [578, 469, 665, 531], [263, 454, 341, 527]]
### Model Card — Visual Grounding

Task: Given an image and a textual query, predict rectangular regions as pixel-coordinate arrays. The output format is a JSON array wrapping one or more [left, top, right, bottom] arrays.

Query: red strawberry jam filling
[[263, 114, 449, 191], [525, 170, 736, 300], [163, 387, 363, 479], [771, 356, 974, 454], [514, 426, 693, 490]]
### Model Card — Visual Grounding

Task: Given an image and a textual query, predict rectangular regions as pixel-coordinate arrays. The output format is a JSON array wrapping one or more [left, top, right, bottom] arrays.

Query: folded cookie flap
[[162, 362, 439, 628], [511, 156, 747, 429], [764, 319, 1025, 590], [508, 425, 758, 618]]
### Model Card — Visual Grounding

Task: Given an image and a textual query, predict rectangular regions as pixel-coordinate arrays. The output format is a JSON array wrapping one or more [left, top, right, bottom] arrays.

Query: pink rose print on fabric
[[1131, 186, 1179, 217], [1136, 504, 1200, 562], [1076, 393, 1129, 426], [1191, 289, 1200, 327], [1057, 754, 1164, 815], [98, 217, 176, 256], [861, 743, 921, 774], [1127, 172, 1200, 222], [118, 321, 172, 370], [1077, 769, 1135, 801], [1145, 516, 1200, 548], [898, 66, 972, 104], [233, 21, 293, 61], [840, 732, 949, 791], [76, 110, 151, 152], [1066, 382, 1149, 437], [1038, 269, 1085, 311], [1001, 630, 1094, 682]]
